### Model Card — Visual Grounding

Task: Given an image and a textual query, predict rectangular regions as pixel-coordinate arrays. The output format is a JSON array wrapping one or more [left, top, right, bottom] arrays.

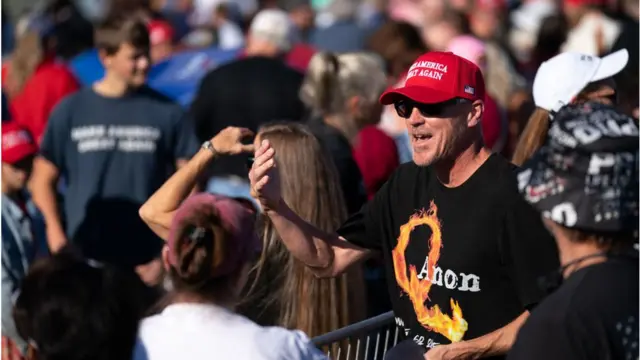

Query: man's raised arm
[[249, 140, 372, 278]]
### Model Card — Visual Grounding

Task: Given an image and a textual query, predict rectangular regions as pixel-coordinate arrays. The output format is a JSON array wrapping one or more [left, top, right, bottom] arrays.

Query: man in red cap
[[249, 51, 559, 359], [1, 122, 42, 358]]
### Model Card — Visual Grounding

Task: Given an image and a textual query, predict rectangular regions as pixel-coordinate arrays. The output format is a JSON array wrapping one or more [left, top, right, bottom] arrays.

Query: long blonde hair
[[511, 83, 611, 165], [511, 108, 550, 166], [242, 123, 364, 338], [5, 30, 44, 97]]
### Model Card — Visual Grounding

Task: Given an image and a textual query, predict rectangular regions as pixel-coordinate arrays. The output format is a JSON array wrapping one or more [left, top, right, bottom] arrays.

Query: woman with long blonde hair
[[139, 124, 364, 339], [3, 17, 79, 144], [241, 123, 364, 337]]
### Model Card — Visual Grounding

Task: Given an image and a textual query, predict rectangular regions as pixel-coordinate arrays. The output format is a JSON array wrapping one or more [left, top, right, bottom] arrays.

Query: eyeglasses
[[393, 98, 470, 119]]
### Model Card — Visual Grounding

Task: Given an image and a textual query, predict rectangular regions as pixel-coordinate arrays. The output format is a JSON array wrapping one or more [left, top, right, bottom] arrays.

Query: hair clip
[[188, 227, 207, 243]]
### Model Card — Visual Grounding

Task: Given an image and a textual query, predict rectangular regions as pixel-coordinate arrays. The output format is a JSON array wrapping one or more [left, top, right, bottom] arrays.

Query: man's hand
[[211, 127, 255, 155], [249, 140, 282, 211]]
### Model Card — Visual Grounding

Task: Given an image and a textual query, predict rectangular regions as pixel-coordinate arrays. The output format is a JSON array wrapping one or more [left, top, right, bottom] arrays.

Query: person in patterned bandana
[[509, 101, 639, 360]]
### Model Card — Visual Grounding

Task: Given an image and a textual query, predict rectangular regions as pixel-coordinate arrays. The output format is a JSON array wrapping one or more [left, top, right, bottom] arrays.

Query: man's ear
[[98, 49, 112, 68], [467, 100, 484, 128]]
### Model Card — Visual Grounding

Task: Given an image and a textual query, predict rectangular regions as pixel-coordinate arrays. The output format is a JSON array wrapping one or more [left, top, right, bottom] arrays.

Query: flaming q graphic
[[392, 201, 469, 343]]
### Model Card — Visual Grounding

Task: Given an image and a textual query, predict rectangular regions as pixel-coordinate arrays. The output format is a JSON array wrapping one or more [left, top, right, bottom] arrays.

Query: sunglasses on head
[[393, 98, 470, 119]]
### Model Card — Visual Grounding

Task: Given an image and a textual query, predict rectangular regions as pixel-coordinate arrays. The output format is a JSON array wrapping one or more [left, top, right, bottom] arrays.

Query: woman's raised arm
[[139, 127, 254, 240]]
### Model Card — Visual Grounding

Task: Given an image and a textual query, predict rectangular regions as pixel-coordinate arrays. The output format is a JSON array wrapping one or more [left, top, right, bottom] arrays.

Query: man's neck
[[434, 141, 492, 188], [557, 240, 609, 278], [93, 75, 130, 98]]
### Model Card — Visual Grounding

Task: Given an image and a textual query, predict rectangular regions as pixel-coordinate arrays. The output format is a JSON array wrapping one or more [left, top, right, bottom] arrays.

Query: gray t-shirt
[[40, 86, 199, 266]]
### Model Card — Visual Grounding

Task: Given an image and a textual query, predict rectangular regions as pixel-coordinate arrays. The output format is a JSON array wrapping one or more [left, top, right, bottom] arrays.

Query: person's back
[[508, 102, 640, 360], [134, 193, 327, 360], [191, 56, 306, 179], [511, 259, 638, 360], [135, 303, 326, 360]]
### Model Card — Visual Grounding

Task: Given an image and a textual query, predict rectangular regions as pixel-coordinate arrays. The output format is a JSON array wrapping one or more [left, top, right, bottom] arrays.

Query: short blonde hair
[[300, 52, 387, 116]]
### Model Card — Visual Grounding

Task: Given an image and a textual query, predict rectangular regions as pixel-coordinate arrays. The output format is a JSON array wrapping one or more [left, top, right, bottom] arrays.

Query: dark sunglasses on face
[[393, 98, 470, 119]]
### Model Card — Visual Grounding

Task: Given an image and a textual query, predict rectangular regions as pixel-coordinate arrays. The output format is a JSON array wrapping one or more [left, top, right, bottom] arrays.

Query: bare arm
[[140, 149, 217, 240], [139, 127, 254, 241], [251, 140, 373, 278], [29, 156, 66, 253], [425, 311, 530, 359], [267, 200, 372, 277]]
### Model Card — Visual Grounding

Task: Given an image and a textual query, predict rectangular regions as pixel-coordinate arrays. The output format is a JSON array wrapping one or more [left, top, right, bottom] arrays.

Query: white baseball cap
[[249, 9, 297, 51], [532, 49, 629, 113]]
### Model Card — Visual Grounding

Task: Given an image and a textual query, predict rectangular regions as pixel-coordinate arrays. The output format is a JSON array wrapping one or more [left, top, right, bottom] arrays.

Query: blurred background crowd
[[0, 0, 638, 358]]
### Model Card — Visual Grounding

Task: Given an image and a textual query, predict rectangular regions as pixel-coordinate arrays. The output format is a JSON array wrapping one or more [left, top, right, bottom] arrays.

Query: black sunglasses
[[393, 98, 470, 119]]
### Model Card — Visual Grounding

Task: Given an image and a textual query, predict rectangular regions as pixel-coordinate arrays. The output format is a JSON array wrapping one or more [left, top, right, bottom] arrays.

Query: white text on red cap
[[407, 61, 449, 81], [2, 131, 31, 150]]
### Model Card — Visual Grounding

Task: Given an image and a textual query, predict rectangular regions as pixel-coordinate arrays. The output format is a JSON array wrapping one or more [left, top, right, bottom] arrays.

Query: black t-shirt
[[189, 56, 306, 179], [508, 257, 639, 360], [337, 154, 559, 357]]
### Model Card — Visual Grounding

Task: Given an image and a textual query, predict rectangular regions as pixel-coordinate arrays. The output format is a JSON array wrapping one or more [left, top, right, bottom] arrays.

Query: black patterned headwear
[[517, 102, 639, 235]]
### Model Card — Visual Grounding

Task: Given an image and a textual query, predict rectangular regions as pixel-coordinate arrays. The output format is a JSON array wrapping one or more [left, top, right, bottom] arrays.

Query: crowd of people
[[0, 0, 638, 359]]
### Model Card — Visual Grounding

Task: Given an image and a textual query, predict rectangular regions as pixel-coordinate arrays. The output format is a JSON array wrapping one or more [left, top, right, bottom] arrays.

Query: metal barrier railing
[[312, 311, 400, 360]]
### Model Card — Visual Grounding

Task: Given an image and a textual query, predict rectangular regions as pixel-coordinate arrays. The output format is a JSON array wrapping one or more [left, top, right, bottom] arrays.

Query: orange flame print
[[391, 201, 468, 343]]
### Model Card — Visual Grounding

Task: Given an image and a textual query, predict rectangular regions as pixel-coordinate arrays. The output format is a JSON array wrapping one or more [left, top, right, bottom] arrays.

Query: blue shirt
[[40, 86, 199, 266], [1, 192, 42, 352]]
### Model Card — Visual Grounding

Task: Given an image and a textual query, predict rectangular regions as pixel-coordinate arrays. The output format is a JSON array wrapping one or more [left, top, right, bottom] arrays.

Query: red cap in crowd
[[379, 51, 486, 105], [148, 20, 175, 46], [167, 193, 260, 278], [563, 0, 614, 7], [2, 122, 38, 165]]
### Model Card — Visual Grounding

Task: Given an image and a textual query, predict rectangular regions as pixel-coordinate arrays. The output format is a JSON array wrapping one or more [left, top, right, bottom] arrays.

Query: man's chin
[[412, 154, 435, 167]]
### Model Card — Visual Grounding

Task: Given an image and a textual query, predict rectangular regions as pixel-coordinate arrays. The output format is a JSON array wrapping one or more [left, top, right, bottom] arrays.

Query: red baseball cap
[[148, 20, 174, 46], [2, 122, 38, 165], [379, 51, 486, 105]]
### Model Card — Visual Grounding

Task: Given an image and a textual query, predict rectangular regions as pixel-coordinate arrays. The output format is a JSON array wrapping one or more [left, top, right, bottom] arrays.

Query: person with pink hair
[[447, 35, 507, 153]]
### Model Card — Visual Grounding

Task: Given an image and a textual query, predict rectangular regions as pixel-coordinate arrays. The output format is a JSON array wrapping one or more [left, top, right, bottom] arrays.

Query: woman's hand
[[211, 127, 255, 155]]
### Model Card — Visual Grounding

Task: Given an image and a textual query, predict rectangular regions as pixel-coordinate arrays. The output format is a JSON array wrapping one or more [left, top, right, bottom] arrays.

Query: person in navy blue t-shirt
[[31, 15, 199, 286]]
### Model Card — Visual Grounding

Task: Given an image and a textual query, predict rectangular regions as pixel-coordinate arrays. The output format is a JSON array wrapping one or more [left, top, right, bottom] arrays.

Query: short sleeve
[[336, 172, 393, 251], [39, 96, 72, 171], [507, 310, 593, 360], [171, 108, 199, 160], [502, 193, 560, 310]]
